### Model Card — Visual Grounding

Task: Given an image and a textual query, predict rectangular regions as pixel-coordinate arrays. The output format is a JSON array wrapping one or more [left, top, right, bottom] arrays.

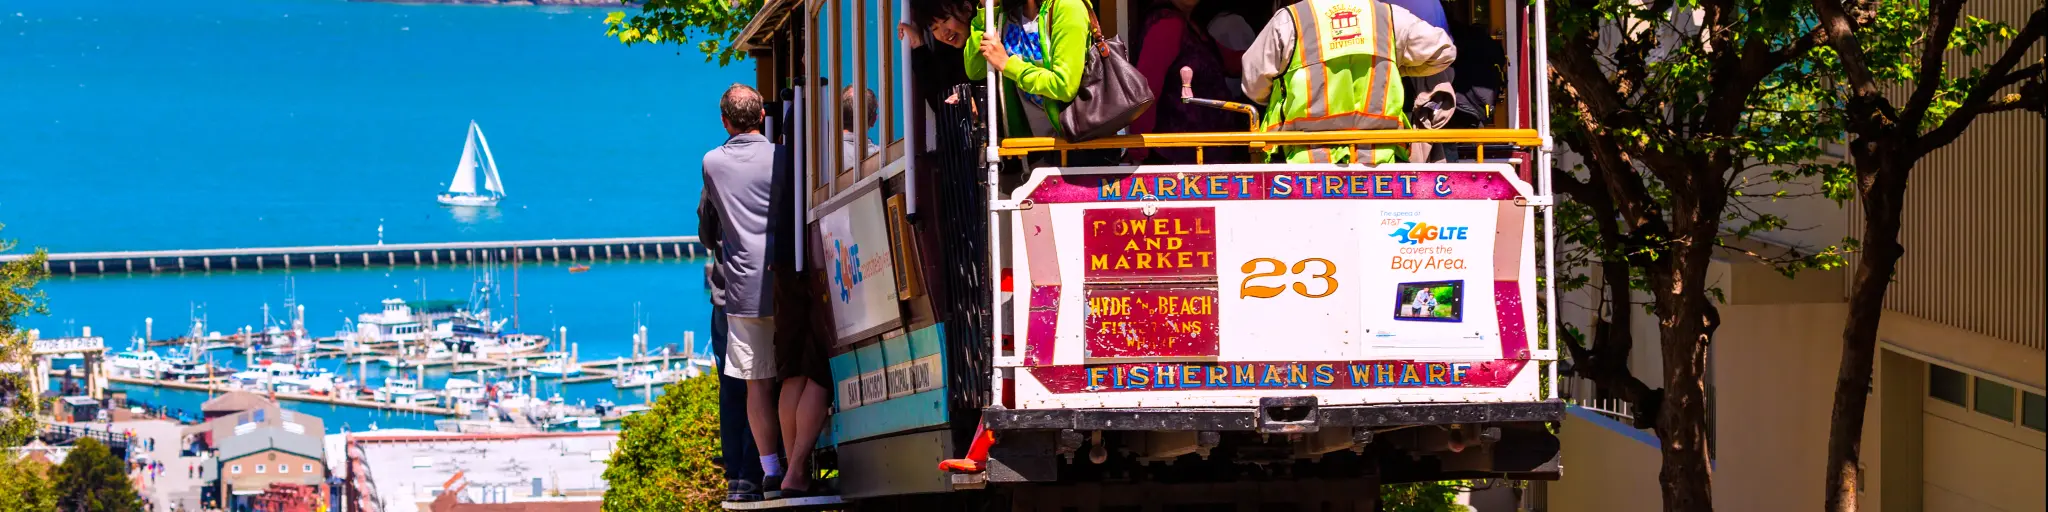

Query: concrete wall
[[1709, 303, 1886, 511], [1548, 407, 1665, 511]]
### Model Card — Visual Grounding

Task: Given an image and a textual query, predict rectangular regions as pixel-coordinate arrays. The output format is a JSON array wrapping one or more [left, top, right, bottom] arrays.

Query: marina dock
[[107, 375, 461, 416], [2, 235, 706, 276]]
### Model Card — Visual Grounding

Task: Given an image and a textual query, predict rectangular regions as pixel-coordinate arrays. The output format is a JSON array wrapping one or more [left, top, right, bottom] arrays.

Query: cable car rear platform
[[973, 400, 1565, 486], [983, 399, 1563, 432]]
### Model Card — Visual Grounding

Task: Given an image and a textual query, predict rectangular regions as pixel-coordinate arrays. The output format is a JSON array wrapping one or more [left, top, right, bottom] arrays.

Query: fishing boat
[[442, 378, 489, 412], [436, 120, 506, 207], [350, 298, 461, 345], [162, 357, 231, 380], [545, 410, 602, 430], [529, 352, 581, 377], [252, 285, 315, 356], [107, 349, 169, 377], [375, 373, 439, 406], [419, 341, 457, 361], [610, 363, 689, 389], [567, 264, 590, 273], [471, 333, 549, 356], [230, 361, 337, 393]]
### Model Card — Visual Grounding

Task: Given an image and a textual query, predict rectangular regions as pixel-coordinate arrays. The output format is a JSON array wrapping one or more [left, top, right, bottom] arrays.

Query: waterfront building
[[186, 401, 325, 453], [205, 426, 329, 510], [55, 396, 103, 423], [201, 390, 273, 421]]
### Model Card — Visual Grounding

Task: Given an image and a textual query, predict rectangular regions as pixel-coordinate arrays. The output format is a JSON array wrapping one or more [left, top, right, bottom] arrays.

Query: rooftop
[[348, 432, 618, 512], [201, 390, 272, 413], [219, 426, 325, 463]]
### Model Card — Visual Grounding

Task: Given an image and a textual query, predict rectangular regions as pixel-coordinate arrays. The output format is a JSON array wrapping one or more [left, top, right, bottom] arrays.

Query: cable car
[[730, 0, 1559, 509]]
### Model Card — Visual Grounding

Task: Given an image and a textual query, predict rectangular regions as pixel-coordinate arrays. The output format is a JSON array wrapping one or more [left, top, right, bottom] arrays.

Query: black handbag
[[1058, 5, 1154, 142]]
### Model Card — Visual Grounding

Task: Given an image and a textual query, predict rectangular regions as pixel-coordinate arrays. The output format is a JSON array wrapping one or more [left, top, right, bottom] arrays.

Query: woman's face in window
[[929, 15, 970, 48]]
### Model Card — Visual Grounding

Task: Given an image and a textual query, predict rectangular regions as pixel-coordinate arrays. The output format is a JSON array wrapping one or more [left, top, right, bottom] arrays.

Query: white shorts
[[722, 315, 777, 380]]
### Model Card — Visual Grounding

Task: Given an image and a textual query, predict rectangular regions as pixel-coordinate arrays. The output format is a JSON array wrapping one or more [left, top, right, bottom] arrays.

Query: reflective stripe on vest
[[1262, 0, 1405, 133]]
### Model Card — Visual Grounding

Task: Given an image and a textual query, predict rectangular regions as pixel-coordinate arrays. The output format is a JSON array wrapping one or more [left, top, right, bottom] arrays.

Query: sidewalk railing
[[1560, 375, 1636, 422]]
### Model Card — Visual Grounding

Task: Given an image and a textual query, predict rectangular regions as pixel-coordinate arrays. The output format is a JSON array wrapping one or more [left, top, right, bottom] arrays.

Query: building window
[[1974, 378, 2017, 421], [1929, 364, 1968, 405], [2023, 392, 2045, 433], [277, 464, 288, 474], [304, 464, 315, 473], [231, 465, 241, 474], [255, 464, 266, 474]]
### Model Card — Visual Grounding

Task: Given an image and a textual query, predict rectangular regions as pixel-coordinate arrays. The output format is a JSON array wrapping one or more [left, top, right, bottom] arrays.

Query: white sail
[[448, 122, 480, 195], [475, 123, 505, 197]]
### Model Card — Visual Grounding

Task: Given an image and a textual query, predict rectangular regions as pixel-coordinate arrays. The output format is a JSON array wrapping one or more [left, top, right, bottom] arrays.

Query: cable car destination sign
[[1006, 163, 1543, 408]]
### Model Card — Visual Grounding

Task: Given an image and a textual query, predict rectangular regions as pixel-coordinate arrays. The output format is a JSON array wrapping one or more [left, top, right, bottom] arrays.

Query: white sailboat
[[436, 120, 506, 207]]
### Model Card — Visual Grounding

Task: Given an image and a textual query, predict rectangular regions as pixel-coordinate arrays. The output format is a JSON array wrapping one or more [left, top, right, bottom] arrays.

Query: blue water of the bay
[[1, 0, 748, 431]]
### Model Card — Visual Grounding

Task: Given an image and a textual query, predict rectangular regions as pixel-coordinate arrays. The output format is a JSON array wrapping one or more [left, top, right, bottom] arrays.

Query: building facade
[[206, 426, 329, 511], [1545, 1, 2046, 509]]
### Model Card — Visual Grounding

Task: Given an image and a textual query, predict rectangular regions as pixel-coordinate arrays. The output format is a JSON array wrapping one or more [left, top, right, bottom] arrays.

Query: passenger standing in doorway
[[1128, 0, 1247, 164], [1381, 0, 1456, 162], [703, 83, 794, 499], [699, 192, 762, 501], [964, 0, 1122, 166], [1241, 0, 1456, 164]]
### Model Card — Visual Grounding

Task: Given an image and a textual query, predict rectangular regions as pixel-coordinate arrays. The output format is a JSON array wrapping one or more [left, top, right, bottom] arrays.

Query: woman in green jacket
[[966, 0, 1093, 141]]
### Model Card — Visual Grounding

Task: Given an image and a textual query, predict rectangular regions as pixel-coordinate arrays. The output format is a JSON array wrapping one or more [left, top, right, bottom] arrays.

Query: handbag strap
[[1076, 0, 1112, 57]]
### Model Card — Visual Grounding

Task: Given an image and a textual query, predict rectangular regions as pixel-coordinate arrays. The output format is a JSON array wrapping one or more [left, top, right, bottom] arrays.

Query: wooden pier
[[2, 235, 706, 276]]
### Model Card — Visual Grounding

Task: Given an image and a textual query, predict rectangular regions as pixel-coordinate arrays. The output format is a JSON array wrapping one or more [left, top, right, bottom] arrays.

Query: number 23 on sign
[[1240, 258, 1338, 299]]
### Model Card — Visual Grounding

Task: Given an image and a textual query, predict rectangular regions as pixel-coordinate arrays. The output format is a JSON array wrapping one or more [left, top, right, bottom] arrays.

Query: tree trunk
[[1651, 222, 1721, 512], [1823, 159, 1911, 512], [1654, 298, 1718, 512]]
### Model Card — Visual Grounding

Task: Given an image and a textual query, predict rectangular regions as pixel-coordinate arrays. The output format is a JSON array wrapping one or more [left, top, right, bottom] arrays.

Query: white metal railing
[[1561, 375, 1635, 421]]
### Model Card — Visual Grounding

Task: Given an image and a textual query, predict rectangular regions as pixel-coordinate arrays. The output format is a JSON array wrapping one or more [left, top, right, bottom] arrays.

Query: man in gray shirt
[[702, 83, 791, 497], [701, 194, 762, 501]]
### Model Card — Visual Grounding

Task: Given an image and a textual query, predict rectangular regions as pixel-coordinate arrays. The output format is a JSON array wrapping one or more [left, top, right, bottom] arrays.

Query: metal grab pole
[[1535, 0, 1559, 401], [984, 0, 1006, 402], [901, 0, 919, 217]]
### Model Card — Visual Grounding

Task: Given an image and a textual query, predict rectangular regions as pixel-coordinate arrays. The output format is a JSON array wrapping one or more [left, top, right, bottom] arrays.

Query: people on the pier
[[1241, 0, 1457, 163], [703, 83, 808, 501], [699, 188, 763, 501]]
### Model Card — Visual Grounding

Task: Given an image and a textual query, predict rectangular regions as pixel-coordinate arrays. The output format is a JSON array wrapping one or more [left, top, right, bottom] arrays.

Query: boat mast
[[513, 255, 521, 331]]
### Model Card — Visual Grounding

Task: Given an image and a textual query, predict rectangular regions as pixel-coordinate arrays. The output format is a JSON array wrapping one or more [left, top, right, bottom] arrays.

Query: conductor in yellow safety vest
[[1242, 0, 1457, 164]]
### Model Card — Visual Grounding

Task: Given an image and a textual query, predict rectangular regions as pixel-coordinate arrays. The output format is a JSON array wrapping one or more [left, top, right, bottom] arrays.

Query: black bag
[[1058, 5, 1154, 142]]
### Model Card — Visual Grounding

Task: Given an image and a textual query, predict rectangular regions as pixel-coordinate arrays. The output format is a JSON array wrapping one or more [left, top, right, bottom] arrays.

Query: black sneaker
[[777, 478, 840, 500], [761, 473, 784, 500], [726, 479, 763, 503]]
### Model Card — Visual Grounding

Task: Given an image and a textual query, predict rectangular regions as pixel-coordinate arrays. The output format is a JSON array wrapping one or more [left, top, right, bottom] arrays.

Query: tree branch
[[1901, 0, 1967, 129], [1812, 0, 1883, 97], [1919, 7, 2048, 152], [1552, 158, 1665, 429]]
